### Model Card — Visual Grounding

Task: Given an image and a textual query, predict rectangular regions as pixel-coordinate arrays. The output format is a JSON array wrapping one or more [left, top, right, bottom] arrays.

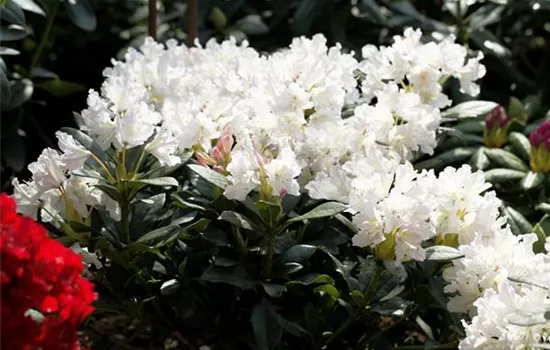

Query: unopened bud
[[529, 121, 550, 173], [484, 106, 510, 148]]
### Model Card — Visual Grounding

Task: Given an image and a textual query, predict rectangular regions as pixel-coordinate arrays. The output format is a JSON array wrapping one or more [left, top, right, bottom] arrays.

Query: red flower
[[1, 193, 96, 350]]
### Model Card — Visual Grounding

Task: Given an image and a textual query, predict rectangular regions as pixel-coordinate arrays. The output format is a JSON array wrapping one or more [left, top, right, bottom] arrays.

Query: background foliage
[[1, 0, 549, 190]]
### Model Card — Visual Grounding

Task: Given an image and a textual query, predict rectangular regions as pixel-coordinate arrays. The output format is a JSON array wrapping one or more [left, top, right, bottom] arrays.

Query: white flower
[[144, 126, 181, 167], [28, 148, 67, 192], [114, 102, 161, 150], [11, 178, 41, 219], [56, 131, 91, 170], [263, 139, 302, 197], [72, 243, 103, 269], [443, 229, 541, 315]]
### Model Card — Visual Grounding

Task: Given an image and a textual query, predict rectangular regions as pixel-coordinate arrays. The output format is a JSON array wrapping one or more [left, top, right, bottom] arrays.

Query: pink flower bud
[[484, 106, 510, 148], [529, 121, 550, 172]]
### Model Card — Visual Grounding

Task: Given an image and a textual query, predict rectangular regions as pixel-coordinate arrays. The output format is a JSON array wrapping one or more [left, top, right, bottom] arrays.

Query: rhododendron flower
[[1, 193, 96, 350]]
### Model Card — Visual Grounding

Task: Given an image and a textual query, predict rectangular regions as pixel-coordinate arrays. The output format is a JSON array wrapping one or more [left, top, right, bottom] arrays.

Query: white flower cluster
[[11, 26, 550, 349], [12, 28, 484, 225], [443, 223, 550, 349]]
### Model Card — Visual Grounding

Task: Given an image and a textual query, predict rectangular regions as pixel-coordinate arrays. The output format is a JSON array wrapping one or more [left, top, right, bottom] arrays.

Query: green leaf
[[287, 202, 347, 223], [0, 46, 20, 55], [508, 96, 528, 126], [313, 284, 340, 299], [7, 79, 33, 108], [484, 148, 529, 171], [357, 0, 385, 22], [503, 206, 534, 236], [453, 120, 484, 134], [0, 24, 29, 41], [287, 273, 335, 286], [64, 0, 96, 31], [136, 225, 179, 243], [0, 68, 10, 106], [188, 164, 229, 189], [1, 1, 25, 25], [484, 168, 527, 183], [521, 172, 545, 190], [13, 0, 45, 16], [536, 203, 550, 214], [209, 6, 227, 31], [135, 177, 179, 187], [509, 132, 531, 163], [533, 223, 547, 254], [442, 101, 498, 119], [251, 300, 283, 350], [280, 244, 316, 264], [201, 264, 257, 289], [35, 79, 86, 97], [425, 246, 464, 261], [218, 211, 257, 231], [469, 147, 490, 171], [233, 14, 269, 35], [414, 147, 476, 170], [261, 283, 287, 298], [523, 95, 541, 119], [256, 200, 282, 228], [291, 0, 323, 35]]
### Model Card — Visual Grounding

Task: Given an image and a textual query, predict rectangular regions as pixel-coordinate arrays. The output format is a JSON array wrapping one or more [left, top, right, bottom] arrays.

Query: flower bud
[[483, 106, 510, 148], [529, 121, 550, 173]]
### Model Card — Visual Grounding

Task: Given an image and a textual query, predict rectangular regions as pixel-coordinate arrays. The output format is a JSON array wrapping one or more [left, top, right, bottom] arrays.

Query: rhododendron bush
[[7, 28, 550, 349]]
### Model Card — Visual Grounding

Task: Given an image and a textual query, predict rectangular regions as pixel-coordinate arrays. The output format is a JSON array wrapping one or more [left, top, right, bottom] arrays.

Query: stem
[[132, 149, 147, 174], [120, 197, 131, 244], [264, 229, 276, 277], [148, 0, 157, 40], [90, 152, 116, 183], [30, 0, 59, 72], [187, 0, 198, 47]]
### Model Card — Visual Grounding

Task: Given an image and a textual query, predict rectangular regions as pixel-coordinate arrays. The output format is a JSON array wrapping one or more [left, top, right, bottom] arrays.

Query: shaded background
[[1, 0, 549, 190]]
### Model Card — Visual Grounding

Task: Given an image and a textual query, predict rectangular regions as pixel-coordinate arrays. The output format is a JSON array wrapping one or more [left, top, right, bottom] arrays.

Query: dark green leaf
[[313, 284, 340, 299], [425, 246, 464, 261], [188, 164, 229, 189], [0, 24, 29, 41], [0, 46, 20, 55], [287, 202, 347, 223], [218, 211, 258, 231], [280, 244, 316, 264], [503, 206, 534, 235], [256, 200, 282, 228], [261, 283, 287, 298], [13, 0, 45, 16], [201, 264, 257, 289], [357, 0, 385, 22], [35, 79, 86, 97], [509, 132, 531, 163], [521, 172, 545, 190], [1, 1, 25, 25], [7, 78, 32, 108], [251, 300, 283, 350], [135, 177, 179, 187], [442, 101, 498, 119], [64, 0, 96, 31], [136, 225, 179, 243], [287, 273, 335, 286], [508, 96, 528, 126], [160, 279, 180, 296], [484, 148, 529, 171], [469, 147, 490, 171], [291, 0, 323, 35], [233, 14, 269, 35], [484, 168, 527, 183], [0, 68, 10, 106]]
